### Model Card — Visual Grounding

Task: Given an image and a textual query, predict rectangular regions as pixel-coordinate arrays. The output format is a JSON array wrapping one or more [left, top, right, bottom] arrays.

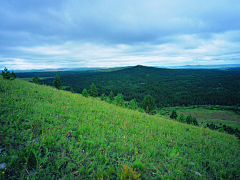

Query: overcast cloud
[[0, 0, 240, 69]]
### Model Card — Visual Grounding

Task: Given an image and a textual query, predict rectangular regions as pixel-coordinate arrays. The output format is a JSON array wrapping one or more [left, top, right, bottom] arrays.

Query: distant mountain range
[[158, 64, 240, 69], [12, 63, 240, 72]]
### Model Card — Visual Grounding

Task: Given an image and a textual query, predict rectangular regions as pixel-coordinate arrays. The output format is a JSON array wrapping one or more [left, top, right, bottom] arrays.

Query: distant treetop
[[53, 74, 62, 90], [33, 74, 40, 84]]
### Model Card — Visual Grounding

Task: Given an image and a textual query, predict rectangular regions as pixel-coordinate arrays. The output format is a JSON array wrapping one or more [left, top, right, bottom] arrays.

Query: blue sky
[[1, 0, 240, 70]]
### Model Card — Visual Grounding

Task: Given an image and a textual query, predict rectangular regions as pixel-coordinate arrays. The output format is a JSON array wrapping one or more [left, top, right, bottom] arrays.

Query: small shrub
[[186, 114, 193, 124], [128, 98, 138, 110], [101, 93, 107, 101], [170, 109, 178, 119], [132, 159, 145, 171], [138, 107, 145, 113], [118, 164, 141, 180], [149, 109, 156, 115], [178, 113, 185, 122], [82, 88, 89, 97], [109, 91, 114, 101]]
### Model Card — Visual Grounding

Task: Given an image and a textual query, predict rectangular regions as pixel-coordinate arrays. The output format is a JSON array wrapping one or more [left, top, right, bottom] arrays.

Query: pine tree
[[82, 88, 88, 97], [2, 67, 11, 79], [53, 74, 62, 90], [33, 74, 40, 84], [109, 91, 114, 101], [170, 109, 178, 119], [101, 93, 107, 101], [89, 83, 98, 97], [128, 98, 138, 110], [178, 113, 185, 122], [115, 93, 124, 106], [186, 114, 193, 124], [12, 71, 16, 79], [146, 106, 149, 113], [142, 94, 156, 114], [192, 117, 199, 126], [101, 93, 105, 101]]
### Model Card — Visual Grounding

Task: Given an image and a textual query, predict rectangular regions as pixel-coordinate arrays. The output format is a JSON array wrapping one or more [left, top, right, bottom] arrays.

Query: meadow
[[158, 106, 240, 129], [0, 76, 240, 179]]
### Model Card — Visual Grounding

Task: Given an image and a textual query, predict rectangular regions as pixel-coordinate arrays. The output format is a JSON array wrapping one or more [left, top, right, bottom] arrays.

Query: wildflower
[[2, 172, 4, 174]]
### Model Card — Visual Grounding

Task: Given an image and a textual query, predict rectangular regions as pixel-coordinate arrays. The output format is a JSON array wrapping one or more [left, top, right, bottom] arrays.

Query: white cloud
[[0, 0, 240, 69], [0, 58, 60, 70]]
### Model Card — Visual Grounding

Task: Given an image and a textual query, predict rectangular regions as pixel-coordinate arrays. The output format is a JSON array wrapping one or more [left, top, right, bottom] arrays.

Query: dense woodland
[[16, 65, 240, 108]]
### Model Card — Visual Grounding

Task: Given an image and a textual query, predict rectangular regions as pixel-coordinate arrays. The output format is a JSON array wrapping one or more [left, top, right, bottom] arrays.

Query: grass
[[158, 106, 240, 129], [0, 76, 240, 179]]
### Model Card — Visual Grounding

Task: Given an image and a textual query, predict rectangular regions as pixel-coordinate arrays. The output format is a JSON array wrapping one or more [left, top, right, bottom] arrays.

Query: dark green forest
[[16, 65, 240, 108]]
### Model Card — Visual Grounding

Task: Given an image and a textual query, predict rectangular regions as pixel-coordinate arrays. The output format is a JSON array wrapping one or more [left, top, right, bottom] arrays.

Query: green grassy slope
[[0, 76, 239, 180]]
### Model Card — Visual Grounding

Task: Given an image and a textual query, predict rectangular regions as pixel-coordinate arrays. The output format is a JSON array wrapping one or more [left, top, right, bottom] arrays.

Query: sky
[[1, 0, 240, 70]]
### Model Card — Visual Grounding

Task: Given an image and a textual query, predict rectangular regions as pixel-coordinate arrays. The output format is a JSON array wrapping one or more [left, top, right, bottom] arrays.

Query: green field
[[0, 76, 240, 179], [158, 106, 240, 129]]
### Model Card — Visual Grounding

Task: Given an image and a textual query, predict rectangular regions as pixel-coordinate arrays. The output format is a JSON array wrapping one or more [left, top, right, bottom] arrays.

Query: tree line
[[169, 109, 199, 125], [30, 65, 240, 108], [32, 74, 157, 114], [81, 83, 157, 114]]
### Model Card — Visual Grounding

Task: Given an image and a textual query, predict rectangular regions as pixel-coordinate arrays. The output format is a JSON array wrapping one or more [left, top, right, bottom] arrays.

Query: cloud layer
[[1, 0, 240, 69]]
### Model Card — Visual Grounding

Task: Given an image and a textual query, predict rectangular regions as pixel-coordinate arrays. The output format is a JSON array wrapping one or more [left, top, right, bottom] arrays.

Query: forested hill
[[17, 65, 240, 107]]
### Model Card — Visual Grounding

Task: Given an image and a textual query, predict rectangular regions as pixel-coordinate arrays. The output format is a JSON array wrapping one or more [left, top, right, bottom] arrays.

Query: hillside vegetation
[[29, 65, 240, 107], [0, 76, 240, 179]]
